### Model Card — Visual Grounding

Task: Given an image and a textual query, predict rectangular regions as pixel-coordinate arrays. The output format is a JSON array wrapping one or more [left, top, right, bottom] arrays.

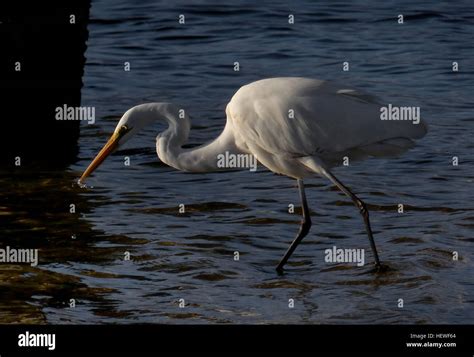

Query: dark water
[[2, 0, 474, 323]]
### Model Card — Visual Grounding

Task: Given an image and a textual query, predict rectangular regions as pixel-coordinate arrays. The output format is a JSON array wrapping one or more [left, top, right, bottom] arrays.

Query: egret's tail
[[316, 136, 422, 166], [301, 122, 428, 169], [406, 118, 428, 139], [323, 117, 428, 166], [358, 117, 428, 158], [355, 137, 416, 157]]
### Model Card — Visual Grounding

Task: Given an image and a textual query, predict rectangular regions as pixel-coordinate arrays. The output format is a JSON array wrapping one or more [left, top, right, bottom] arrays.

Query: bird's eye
[[120, 125, 129, 134]]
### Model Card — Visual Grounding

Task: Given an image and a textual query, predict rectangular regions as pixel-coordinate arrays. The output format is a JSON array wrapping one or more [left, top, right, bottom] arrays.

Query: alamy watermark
[[380, 104, 420, 124], [0, 246, 38, 267], [324, 245, 365, 267], [216, 151, 257, 171], [55, 104, 95, 124], [18, 331, 55, 350]]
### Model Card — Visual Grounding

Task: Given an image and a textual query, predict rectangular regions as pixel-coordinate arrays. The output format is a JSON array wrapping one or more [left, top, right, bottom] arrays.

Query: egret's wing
[[336, 89, 383, 105], [228, 78, 426, 161]]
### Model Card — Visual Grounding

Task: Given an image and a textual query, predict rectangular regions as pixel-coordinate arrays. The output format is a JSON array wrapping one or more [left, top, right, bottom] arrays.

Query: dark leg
[[276, 179, 312, 273], [321, 168, 381, 267]]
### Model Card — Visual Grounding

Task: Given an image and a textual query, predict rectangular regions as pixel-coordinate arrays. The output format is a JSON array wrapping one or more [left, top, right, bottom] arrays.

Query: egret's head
[[79, 103, 172, 183]]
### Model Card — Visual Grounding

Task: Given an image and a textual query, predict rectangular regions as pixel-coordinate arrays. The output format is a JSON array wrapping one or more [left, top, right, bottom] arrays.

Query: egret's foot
[[369, 262, 390, 274], [276, 265, 285, 275]]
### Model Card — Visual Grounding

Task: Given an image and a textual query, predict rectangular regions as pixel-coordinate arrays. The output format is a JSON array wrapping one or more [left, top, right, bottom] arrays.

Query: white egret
[[79, 77, 427, 273]]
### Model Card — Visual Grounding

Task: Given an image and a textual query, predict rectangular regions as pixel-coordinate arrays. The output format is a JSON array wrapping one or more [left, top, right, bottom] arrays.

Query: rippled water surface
[[1, 0, 474, 323]]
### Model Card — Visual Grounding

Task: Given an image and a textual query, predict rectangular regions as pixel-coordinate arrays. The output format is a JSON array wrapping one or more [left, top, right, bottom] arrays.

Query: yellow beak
[[79, 131, 121, 183]]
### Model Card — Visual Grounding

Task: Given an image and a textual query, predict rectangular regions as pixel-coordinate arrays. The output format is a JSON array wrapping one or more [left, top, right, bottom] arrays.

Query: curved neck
[[157, 112, 245, 172]]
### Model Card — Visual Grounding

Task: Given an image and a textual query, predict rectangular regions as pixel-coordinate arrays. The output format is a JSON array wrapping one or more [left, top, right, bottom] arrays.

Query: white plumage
[[226, 77, 427, 177]]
